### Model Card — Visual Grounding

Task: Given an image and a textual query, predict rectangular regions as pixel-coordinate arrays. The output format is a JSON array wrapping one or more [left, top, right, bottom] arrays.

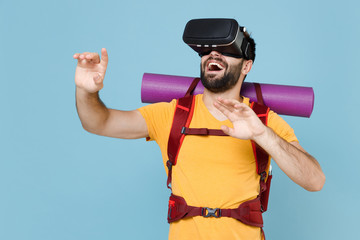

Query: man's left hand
[[214, 97, 266, 140]]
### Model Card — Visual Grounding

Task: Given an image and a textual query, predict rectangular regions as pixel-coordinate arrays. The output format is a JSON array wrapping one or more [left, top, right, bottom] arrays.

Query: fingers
[[83, 52, 101, 63], [73, 50, 105, 64], [217, 97, 247, 109], [100, 48, 109, 67], [214, 97, 242, 114], [213, 99, 233, 117], [86, 52, 101, 63], [214, 97, 257, 124], [221, 125, 230, 135], [216, 97, 250, 113]]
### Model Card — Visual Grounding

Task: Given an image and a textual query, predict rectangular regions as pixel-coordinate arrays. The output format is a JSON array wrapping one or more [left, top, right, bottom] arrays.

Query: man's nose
[[209, 51, 221, 57]]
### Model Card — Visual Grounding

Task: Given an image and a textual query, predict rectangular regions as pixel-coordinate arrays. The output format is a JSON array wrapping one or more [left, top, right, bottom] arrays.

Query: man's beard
[[200, 58, 243, 93]]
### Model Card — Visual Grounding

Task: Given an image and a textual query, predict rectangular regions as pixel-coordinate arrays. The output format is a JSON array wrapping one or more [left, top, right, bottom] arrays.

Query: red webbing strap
[[181, 127, 227, 136], [167, 96, 194, 163], [250, 102, 270, 175], [185, 78, 201, 97], [250, 102, 271, 213], [253, 82, 264, 106], [168, 194, 263, 227], [261, 174, 272, 213], [166, 78, 200, 189], [166, 95, 195, 189]]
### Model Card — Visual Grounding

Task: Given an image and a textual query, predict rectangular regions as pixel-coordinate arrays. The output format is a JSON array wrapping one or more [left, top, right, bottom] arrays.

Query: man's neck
[[202, 82, 243, 121]]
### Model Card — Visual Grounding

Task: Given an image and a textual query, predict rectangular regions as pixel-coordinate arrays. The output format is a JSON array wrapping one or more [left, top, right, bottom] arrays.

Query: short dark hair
[[244, 31, 256, 62]]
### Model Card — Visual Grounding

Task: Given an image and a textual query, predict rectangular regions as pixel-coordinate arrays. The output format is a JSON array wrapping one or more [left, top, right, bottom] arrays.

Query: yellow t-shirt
[[138, 94, 298, 240]]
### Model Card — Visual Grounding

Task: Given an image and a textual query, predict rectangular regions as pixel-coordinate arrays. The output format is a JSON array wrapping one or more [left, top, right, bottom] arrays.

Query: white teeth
[[208, 62, 224, 70]]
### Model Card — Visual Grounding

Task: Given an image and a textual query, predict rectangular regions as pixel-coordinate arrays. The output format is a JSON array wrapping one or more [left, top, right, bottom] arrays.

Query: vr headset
[[183, 18, 254, 61]]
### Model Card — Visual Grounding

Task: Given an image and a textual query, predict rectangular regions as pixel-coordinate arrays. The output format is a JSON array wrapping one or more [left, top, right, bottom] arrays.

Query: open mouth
[[207, 62, 225, 72]]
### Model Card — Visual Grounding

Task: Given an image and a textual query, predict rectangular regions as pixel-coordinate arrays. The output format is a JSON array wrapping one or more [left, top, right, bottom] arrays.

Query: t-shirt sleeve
[[267, 111, 298, 143], [137, 100, 177, 142]]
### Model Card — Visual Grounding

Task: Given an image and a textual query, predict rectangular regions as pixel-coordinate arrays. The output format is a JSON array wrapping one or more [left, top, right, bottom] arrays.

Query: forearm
[[254, 127, 325, 191], [76, 87, 110, 134]]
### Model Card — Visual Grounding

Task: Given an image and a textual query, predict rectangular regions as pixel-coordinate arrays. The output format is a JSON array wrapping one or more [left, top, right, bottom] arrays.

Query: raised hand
[[73, 48, 109, 93], [213, 97, 267, 140]]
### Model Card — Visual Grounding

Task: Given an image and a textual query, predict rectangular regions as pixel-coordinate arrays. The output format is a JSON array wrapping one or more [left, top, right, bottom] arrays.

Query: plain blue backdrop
[[1, 0, 359, 239]]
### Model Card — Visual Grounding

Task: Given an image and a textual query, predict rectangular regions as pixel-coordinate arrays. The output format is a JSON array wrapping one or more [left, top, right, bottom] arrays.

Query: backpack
[[166, 78, 271, 236]]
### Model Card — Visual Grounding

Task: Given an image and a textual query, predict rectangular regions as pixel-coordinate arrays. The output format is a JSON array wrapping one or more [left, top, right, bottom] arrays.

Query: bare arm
[[74, 48, 148, 139], [254, 129, 324, 191], [214, 97, 325, 192]]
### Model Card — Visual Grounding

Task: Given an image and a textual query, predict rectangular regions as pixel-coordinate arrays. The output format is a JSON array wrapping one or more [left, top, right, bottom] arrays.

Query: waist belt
[[167, 193, 264, 227]]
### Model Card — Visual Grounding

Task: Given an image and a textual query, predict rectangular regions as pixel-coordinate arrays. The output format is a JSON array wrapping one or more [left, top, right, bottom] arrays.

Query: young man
[[74, 20, 325, 239]]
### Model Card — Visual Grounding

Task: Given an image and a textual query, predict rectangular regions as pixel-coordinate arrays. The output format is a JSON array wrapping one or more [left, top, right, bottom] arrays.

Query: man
[[74, 20, 325, 239]]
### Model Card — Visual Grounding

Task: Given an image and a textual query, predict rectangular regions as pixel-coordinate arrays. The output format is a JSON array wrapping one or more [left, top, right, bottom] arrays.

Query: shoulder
[[267, 110, 298, 143], [137, 99, 177, 119], [244, 97, 298, 143], [137, 99, 178, 141]]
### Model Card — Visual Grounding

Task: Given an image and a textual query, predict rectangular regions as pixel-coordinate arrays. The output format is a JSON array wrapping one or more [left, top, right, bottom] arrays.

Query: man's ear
[[242, 60, 253, 75]]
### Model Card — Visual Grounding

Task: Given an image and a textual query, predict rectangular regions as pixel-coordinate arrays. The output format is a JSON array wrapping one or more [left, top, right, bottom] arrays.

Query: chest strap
[[181, 127, 227, 136]]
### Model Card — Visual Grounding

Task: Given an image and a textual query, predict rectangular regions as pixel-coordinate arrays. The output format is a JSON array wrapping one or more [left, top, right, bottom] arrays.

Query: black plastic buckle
[[166, 160, 173, 170], [168, 208, 172, 220], [260, 171, 267, 181], [201, 207, 221, 218], [181, 127, 187, 134]]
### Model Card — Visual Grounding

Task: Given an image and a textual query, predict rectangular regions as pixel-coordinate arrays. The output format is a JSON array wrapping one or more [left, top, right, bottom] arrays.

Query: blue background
[[1, 0, 359, 239]]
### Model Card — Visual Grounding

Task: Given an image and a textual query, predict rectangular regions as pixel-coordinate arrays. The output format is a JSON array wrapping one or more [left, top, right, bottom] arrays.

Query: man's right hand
[[73, 48, 149, 139], [73, 48, 109, 93]]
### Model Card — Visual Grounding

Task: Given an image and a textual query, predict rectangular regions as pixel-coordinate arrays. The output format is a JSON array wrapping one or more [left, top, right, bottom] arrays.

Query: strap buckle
[[181, 127, 187, 134], [166, 160, 173, 170], [201, 207, 221, 218], [260, 171, 267, 181]]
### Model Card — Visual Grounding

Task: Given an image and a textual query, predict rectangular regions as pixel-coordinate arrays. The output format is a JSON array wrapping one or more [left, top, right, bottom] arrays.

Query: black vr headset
[[183, 18, 254, 61]]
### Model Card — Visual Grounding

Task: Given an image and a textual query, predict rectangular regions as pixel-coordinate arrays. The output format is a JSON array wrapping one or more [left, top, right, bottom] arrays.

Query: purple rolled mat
[[141, 73, 314, 118]]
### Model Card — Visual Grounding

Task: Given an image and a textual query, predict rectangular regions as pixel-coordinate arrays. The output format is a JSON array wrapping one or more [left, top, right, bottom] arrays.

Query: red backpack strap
[[250, 84, 272, 213], [250, 102, 270, 175], [252, 81, 272, 214], [166, 78, 200, 189], [185, 78, 200, 97], [250, 82, 269, 175], [181, 127, 227, 136], [253, 82, 265, 105]]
